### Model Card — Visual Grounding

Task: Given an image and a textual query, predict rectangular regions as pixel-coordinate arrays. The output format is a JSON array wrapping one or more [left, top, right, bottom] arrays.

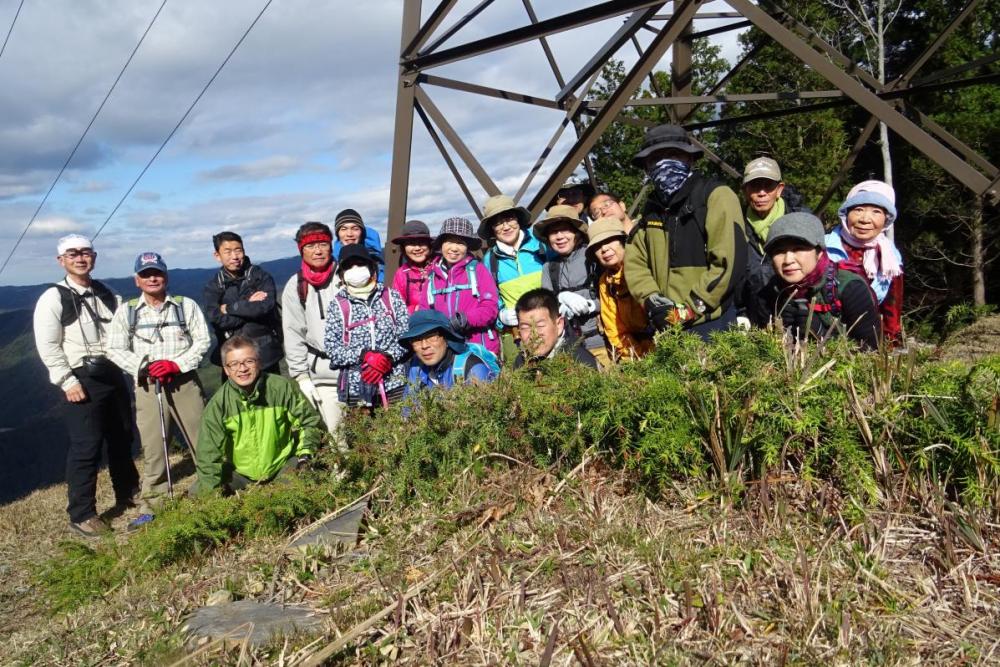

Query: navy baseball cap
[[134, 251, 168, 274]]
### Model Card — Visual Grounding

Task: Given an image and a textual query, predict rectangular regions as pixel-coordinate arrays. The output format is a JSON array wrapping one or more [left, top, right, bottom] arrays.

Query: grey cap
[[764, 212, 826, 253], [743, 157, 781, 184]]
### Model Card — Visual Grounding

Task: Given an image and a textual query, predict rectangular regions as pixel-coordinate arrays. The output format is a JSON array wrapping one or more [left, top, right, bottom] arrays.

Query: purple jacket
[[426, 255, 500, 354], [392, 261, 432, 314]]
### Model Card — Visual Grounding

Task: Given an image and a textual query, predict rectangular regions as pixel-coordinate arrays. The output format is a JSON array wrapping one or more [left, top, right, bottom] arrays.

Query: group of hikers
[[33, 123, 905, 538]]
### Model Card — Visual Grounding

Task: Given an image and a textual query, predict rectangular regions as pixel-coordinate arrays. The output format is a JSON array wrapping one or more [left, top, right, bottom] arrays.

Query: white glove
[[498, 307, 519, 327], [296, 377, 322, 408], [735, 316, 751, 332], [557, 291, 596, 318]]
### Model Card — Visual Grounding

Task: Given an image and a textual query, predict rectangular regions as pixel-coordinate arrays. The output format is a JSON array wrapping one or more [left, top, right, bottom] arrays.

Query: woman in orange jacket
[[587, 216, 654, 361]]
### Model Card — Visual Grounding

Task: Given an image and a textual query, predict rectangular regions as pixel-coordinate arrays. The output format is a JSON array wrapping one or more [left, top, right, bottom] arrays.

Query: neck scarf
[[300, 259, 334, 288], [346, 280, 377, 299], [650, 159, 692, 200], [746, 197, 785, 245], [838, 227, 903, 281]]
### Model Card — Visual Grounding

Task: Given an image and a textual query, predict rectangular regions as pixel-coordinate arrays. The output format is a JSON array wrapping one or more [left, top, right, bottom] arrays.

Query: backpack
[[407, 343, 501, 387], [452, 343, 500, 383], [331, 288, 397, 345], [124, 296, 191, 352], [52, 280, 116, 328], [427, 259, 481, 306]]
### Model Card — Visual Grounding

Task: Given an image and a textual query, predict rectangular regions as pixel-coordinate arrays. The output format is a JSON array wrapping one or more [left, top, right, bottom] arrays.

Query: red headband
[[297, 231, 332, 253]]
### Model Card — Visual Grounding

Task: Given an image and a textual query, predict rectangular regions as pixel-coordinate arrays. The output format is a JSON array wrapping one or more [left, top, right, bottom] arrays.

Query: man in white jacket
[[281, 222, 345, 446], [33, 235, 141, 537], [106, 252, 210, 529]]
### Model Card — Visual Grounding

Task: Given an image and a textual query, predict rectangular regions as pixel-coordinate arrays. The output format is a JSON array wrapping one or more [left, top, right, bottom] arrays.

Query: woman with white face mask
[[323, 245, 409, 410]]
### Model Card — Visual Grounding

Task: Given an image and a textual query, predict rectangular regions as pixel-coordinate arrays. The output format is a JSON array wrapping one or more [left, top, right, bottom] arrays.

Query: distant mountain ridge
[[0, 255, 300, 504], [0, 255, 301, 312]]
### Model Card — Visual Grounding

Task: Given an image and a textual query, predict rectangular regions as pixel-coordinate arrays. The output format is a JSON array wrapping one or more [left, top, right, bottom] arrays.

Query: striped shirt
[[106, 293, 211, 379]]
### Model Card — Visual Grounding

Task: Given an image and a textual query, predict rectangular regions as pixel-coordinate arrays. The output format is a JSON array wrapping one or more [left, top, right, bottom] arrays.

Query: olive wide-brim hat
[[477, 194, 531, 240], [585, 216, 627, 260], [532, 204, 588, 242], [631, 123, 703, 168]]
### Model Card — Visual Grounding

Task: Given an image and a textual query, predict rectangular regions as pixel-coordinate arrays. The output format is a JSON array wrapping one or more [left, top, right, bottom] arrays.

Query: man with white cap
[[33, 234, 140, 537], [106, 251, 210, 529]]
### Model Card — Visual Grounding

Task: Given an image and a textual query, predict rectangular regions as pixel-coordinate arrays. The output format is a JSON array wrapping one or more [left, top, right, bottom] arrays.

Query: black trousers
[[687, 306, 738, 342], [64, 368, 140, 523]]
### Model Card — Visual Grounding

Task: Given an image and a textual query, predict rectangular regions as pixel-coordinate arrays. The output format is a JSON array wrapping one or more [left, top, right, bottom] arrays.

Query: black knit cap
[[337, 243, 378, 274], [334, 208, 365, 236]]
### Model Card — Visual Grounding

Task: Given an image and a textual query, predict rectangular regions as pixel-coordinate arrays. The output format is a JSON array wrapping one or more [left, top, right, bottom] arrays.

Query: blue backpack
[[453, 343, 500, 383]]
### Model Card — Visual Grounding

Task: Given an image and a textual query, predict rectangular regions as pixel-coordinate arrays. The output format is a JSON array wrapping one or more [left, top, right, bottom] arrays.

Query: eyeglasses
[[224, 358, 258, 371], [492, 217, 519, 230], [590, 199, 619, 215], [62, 249, 95, 259]]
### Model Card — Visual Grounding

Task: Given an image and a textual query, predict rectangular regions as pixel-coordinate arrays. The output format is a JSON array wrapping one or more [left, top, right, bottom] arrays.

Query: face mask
[[649, 158, 692, 199], [343, 265, 371, 288]]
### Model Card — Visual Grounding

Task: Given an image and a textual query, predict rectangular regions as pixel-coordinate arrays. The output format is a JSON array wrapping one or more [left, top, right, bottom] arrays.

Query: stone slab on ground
[[183, 600, 326, 646], [286, 497, 368, 553]]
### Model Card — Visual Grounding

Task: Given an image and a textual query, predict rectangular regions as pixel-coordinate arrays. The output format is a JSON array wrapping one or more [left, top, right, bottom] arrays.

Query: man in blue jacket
[[400, 310, 498, 397]]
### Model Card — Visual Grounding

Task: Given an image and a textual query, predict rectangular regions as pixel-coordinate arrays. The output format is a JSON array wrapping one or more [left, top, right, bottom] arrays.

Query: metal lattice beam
[[386, 0, 1000, 284]]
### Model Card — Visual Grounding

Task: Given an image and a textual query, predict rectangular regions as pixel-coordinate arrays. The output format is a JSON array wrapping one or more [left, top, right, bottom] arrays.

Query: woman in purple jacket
[[426, 217, 501, 355]]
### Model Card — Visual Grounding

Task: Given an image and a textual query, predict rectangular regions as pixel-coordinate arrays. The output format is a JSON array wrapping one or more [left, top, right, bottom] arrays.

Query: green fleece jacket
[[196, 372, 322, 491], [625, 174, 746, 324]]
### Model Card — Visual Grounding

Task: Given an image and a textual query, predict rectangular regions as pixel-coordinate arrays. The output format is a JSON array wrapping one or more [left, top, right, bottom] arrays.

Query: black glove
[[644, 295, 674, 332], [450, 312, 469, 334], [295, 455, 312, 471]]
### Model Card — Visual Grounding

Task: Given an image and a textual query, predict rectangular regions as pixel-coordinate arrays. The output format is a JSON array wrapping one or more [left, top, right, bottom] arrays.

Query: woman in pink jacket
[[390, 220, 435, 314], [426, 217, 501, 355]]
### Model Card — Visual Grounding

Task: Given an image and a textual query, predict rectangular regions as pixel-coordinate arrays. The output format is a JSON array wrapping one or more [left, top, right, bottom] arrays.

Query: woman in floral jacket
[[323, 245, 409, 408]]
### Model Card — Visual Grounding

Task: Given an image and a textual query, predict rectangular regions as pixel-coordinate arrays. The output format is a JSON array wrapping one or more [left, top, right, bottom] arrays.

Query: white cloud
[[31, 217, 88, 235], [198, 156, 307, 182], [0, 0, 746, 284]]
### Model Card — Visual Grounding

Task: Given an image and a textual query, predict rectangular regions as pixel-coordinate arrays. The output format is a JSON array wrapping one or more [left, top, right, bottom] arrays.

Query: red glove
[[147, 359, 181, 383], [359, 351, 392, 385]]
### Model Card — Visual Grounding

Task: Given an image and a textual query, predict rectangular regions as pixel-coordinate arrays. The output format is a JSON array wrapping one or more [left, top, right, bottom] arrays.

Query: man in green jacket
[[194, 334, 322, 494], [625, 124, 747, 340]]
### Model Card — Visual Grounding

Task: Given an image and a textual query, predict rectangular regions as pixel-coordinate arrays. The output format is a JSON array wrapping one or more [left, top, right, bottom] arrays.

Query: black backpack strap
[[548, 261, 560, 292], [488, 249, 500, 279]]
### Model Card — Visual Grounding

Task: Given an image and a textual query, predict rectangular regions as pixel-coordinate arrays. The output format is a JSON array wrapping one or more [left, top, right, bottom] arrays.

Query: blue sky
[[0, 0, 743, 285]]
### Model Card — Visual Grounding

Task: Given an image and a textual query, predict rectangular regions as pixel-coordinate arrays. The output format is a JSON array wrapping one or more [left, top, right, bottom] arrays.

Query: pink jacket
[[392, 262, 432, 314], [427, 255, 500, 354]]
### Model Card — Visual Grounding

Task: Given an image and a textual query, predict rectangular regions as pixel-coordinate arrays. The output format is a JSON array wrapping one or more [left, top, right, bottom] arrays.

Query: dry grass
[[4, 453, 1000, 665]]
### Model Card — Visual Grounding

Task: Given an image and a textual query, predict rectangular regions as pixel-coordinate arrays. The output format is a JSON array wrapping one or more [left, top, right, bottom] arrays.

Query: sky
[[0, 0, 744, 285]]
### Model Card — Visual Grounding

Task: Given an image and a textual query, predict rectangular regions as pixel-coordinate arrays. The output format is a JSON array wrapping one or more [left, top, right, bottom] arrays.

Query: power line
[[93, 0, 276, 243], [0, 0, 25, 62], [0, 0, 169, 277]]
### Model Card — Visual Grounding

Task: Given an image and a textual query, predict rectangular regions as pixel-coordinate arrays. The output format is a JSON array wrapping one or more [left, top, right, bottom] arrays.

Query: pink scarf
[[838, 227, 902, 281], [300, 260, 334, 287]]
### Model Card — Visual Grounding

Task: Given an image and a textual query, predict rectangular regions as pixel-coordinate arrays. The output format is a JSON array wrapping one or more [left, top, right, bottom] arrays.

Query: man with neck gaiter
[[624, 124, 747, 341], [203, 231, 282, 376], [281, 222, 345, 442]]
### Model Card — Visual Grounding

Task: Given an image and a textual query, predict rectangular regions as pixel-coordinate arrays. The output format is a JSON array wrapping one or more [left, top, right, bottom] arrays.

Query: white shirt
[[33, 277, 122, 390]]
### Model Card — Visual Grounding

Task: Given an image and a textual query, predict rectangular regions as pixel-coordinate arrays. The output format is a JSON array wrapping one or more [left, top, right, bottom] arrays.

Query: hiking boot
[[70, 516, 112, 538], [127, 513, 155, 532]]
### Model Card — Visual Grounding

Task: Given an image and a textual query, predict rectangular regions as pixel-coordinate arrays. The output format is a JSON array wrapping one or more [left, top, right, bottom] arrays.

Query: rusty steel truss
[[385, 0, 999, 277]]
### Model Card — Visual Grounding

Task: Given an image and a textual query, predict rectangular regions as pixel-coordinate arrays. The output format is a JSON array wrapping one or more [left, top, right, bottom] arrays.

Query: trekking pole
[[154, 379, 174, 499], [377, 380, 389, 409]]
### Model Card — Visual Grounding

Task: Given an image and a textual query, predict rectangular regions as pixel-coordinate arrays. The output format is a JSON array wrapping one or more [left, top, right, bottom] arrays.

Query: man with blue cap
[[400, 310, 499, 397], [106, 251, 210, 529]]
